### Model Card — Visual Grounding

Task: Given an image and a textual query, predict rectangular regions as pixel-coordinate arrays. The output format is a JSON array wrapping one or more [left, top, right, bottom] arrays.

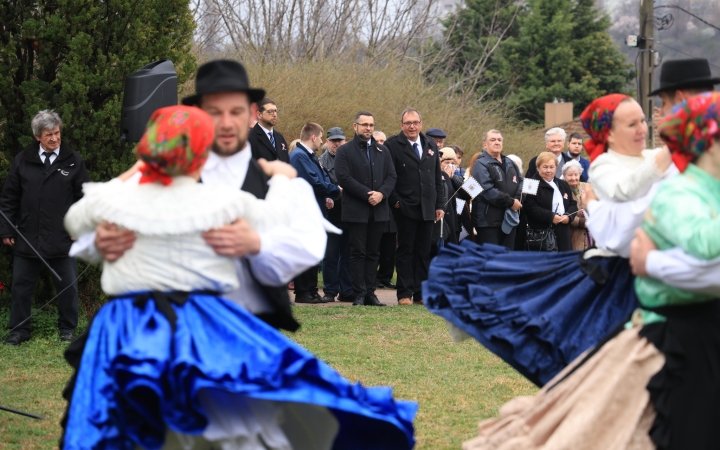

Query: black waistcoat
[[204, 158, 300, 332]]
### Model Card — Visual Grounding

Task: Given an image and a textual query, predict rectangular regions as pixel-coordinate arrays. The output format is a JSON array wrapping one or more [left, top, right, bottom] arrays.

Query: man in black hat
[[650, 58, 720, 115], [425, 128, 446, 149], [79, 59, 330, 331], [249, 98, 289, 163]]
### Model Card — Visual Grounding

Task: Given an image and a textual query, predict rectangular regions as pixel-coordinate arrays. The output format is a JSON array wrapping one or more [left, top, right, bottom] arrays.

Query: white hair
[[562, 159, 584, 176], [31, 110, 63, 136], [506, 154, 523, 173], [545, 127, 567, 142]]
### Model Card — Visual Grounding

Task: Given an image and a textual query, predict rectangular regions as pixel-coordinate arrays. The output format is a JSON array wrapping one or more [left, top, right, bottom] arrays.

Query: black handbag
[[526, 226, 558, 252]]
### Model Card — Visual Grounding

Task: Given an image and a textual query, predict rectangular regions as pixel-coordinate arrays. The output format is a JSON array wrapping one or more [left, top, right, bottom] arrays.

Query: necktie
[[413, 143, 421, 159], [366, 142, 371, 162], [268, 132, 276, 148], [43, 151, 53, 171]]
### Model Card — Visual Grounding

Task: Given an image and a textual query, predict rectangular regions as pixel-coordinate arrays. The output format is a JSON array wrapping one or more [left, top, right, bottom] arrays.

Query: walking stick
[[0, 208, 62, 281]]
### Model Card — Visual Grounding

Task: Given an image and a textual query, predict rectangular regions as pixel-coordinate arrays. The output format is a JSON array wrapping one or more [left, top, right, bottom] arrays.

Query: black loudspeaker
[[120, 60, 178, 144]]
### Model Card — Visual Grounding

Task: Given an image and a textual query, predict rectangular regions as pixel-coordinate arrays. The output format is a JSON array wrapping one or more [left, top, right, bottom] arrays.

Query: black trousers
[[377, 232, 397, 284], [293, 264, 319, 296], [7, 255, 78, 338], [346, 219, 386, 297], [476, 226, 517, 250], [394, 213, 434, 300]]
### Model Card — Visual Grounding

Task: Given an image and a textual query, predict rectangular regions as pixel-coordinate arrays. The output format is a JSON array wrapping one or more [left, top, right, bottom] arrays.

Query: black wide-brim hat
[[649, 58, 720, 96], [181, 59, 266, 106]]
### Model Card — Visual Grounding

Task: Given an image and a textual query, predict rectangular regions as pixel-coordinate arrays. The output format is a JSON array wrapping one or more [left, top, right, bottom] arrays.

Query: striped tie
[[268, 132, 276, 148]]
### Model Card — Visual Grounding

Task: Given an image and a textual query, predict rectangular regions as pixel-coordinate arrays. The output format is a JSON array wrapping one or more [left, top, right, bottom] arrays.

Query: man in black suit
[[87, 60, 316, 332], [385, 108, 445, 306], [335, 111, 397, 306], [525, 127, 572, 179], [249, 98, 289, 163]]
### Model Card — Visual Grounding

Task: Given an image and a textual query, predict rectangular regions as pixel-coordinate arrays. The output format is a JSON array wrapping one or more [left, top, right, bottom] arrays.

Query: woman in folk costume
[[60, 106, 416, 450], [423, 95, 676, 387], [461, 91, 720, 450]]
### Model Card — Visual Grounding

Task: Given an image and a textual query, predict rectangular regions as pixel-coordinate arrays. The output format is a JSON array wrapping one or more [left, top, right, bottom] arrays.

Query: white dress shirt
[[39, 145, 59, 164], [69, 144, 331, 313], [258, 123, 274, 143]]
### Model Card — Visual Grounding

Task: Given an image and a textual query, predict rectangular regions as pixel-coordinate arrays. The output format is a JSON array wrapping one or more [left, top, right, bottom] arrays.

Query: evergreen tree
[[0, 1, 195, 313], [494, 0, 632, 122]]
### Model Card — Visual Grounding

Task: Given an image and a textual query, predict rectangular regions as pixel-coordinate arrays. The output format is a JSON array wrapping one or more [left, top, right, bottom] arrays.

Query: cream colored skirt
[[464, 327, 665, 450]]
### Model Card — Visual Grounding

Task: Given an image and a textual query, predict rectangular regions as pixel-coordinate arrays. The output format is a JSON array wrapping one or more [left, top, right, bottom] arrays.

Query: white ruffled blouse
[[64, 175, 300, 296]]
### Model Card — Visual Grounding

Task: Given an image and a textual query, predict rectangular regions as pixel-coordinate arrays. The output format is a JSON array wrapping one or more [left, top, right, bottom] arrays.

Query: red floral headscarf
[[659, 91, 720, 172], [580, 94, 631, 162], [134, 106, 215, 185]]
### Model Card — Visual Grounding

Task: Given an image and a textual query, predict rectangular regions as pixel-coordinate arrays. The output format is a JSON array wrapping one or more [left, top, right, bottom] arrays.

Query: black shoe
[[60, 331, 75, 342], [352, 295, 366, 306], [377, 280, 396, 289], [322, 293, 336, 303], [3, 332, 30, 346], [295, 294, 324, 304], [313, 292, 328, 303], [337, 294, 355, 302], [365, 294, 387, 306]]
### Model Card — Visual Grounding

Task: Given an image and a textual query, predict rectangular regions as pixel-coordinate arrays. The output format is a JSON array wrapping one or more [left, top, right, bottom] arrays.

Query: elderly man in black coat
[[0, 110, 89, 345], [385, 108, 445, 306], [335, 111, 396, 306]]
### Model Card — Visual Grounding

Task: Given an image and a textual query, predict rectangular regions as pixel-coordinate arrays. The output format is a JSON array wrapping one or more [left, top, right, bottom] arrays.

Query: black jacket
[[432, 173, 464, 252], [0, 141, 89, 259], [318, 149, 343, 226], [335, 135, 396, 223], [523, 175, 578, 252], [386, 132, 445, 221], [230, 158, 300, 332], [472, 152, 523, 229], [249, 123, 289, 163], [526, 152, 573, 180]]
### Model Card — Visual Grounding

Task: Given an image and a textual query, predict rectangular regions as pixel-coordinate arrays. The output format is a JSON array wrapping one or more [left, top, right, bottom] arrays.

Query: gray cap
[[501, 208, 520, 234], [327, 127, 345, 140]]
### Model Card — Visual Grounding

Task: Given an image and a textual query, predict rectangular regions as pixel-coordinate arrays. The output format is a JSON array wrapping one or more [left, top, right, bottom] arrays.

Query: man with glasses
[[335, 111, 396, 306], [249, 98, 289, 163], [525, 127, 572, 179], [385, 108, 445, 306]]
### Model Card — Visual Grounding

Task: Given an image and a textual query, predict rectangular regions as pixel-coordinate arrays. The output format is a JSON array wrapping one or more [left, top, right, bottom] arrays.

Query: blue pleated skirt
[[423, 241, 639, 386], [62, 292, 416, 450]]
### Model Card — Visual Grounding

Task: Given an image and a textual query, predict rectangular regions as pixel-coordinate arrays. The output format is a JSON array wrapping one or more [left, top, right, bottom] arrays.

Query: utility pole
[[638, 0, 655, 148]]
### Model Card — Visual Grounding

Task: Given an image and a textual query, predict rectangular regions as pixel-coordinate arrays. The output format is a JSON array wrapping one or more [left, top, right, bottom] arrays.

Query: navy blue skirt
[[423, 241, 639, 386], [62, 292, 416, 449]]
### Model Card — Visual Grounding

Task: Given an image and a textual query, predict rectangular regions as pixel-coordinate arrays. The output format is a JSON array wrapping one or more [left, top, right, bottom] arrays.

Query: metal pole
[[639, 0, 655, 148], [0, 404, 45, 420], [0, 208, 62, 281]]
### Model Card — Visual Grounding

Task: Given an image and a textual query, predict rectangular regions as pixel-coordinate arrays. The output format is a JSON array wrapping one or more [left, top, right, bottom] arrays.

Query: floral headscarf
[[135, 106, 215, 185], [580, 94, 631, 162], [659, 91, 720, 172]]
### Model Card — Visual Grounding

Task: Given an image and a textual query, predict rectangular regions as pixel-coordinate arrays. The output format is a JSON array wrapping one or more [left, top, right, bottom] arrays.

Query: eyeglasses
[[355, 122, 375, 128], [402, 121, 421, 127], [263, 109, 279, 115]]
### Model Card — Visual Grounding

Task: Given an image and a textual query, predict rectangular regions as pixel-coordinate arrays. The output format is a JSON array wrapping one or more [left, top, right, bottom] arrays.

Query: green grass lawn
[[0, 305, 536, 449]]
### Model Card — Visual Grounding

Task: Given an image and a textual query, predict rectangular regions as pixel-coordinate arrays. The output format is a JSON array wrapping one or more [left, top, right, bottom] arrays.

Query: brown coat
[[569, 182, 590, 251]]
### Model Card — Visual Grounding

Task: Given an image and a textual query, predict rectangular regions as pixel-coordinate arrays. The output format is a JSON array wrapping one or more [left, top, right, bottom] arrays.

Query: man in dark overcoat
[[385, 108, 445, 305], [335, 111, 396, 306], [1, 110, 89, 345]]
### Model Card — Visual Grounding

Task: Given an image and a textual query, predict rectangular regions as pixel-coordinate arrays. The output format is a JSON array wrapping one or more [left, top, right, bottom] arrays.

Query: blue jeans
[[322, 230, 352, 296]]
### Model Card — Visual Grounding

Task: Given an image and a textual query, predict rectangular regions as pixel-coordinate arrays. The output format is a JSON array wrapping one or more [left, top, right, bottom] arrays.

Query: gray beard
[[212, 139, 247, 156]]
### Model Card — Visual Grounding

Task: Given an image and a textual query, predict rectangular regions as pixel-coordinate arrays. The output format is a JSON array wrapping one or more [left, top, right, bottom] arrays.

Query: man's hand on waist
[[202, 218, 261, 258], [95, 221, 136, 262]]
